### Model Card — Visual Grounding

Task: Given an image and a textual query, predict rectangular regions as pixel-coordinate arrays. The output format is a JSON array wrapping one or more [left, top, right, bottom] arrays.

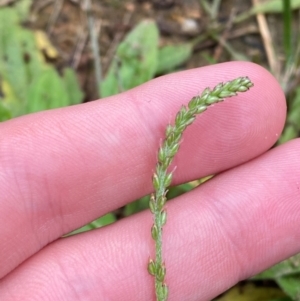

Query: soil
[[27, 0, 285, 100]]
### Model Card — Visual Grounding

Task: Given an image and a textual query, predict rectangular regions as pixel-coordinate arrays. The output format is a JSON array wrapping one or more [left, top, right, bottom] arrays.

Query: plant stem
[[148, 77, 254, 301], [283, 0, 292, 66], [84, 0, 102, 97]]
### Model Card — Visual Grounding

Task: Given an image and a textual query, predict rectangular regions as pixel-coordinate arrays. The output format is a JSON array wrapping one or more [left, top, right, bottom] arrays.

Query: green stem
[[85, 0, 102, 97], [148, 77, 254, 301], [283, 0, 292, 66]]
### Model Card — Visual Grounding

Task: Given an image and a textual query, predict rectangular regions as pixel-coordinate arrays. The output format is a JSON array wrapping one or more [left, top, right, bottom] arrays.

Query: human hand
[[0, 62, 297, 301]]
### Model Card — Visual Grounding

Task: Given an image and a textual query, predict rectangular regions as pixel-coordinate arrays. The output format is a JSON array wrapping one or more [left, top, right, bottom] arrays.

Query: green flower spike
[[148, 77, 254, 301]]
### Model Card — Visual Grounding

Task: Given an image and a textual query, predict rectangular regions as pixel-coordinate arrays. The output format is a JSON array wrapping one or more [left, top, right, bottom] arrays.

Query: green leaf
[[167, 183, 194, 200], [251, 0, 300, 14], [235, 0, 300, 23], [0, 9, 29, 109], [22, 30, 47, 83], [288, 87, 300, 125], [15, 0, 33, 21], [255, 254, 300, 280], [0, 7, 46, 116], [62, 68, 84, 105], [100, 20, 159, 97], [0, 101, 12, 121], [0, 79, 20, 115], [215, 282, 288, 301], [279, 87, 300, 143], [156, 43, 192, 74], [277, 275, 300, 300], [254, 254, 300, 299], [65, 213, 116, 236], [26, 67, 70, 113], [99, 60, 119, 97], [0, 7, 19, 29], [88, 213, 116, 228], [124, 195, 149, 216], [0, 6, 79, 117]]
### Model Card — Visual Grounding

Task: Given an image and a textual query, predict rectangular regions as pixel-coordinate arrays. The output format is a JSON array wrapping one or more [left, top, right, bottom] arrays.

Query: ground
[[28, 0, 286, 100]]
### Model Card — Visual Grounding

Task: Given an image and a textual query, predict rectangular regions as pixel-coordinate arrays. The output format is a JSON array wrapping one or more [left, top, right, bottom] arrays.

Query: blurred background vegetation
[[0, 0, 300, 300]]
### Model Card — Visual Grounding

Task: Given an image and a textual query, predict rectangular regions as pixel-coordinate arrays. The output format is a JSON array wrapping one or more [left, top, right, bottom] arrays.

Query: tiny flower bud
[[159, 157, 172, 171], [178, 106, 187, 121], [156, 264, 166, 282], [184, 116, 196, 127], [188, 96, 199, 110], [161, 283, 169, 301], [201, 87, 210, 97], [147, 259, 156, 276], [205, 95, 220, 104], [151, 224, 159, 240], [157, 195, 167, 209], [213, 82, 223, 92], [164, 172, 172, 188], [195, 105, 207, 114], [168, 143, 180, 157], [149, 194, 156, 214], [152, 173, 160, 191], [165, 124, 173, 137], [158, 147, 166, 163], [175, 122, 187, 133], [218, 90, 236, 98], [237, 85, 249, 92], [161, 210, 167, 226]]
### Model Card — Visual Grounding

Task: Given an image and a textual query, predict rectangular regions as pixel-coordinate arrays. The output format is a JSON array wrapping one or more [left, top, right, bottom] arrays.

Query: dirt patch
[[27, 0, 286, 100]]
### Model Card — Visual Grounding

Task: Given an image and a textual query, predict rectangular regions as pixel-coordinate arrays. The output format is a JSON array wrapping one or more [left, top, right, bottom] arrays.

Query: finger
[[0, 62, 286, 278], [1, 139, 299, 301]]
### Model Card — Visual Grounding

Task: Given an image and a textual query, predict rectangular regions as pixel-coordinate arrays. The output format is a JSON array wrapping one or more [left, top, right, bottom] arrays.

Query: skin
[[0, 61, 298, 301]]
